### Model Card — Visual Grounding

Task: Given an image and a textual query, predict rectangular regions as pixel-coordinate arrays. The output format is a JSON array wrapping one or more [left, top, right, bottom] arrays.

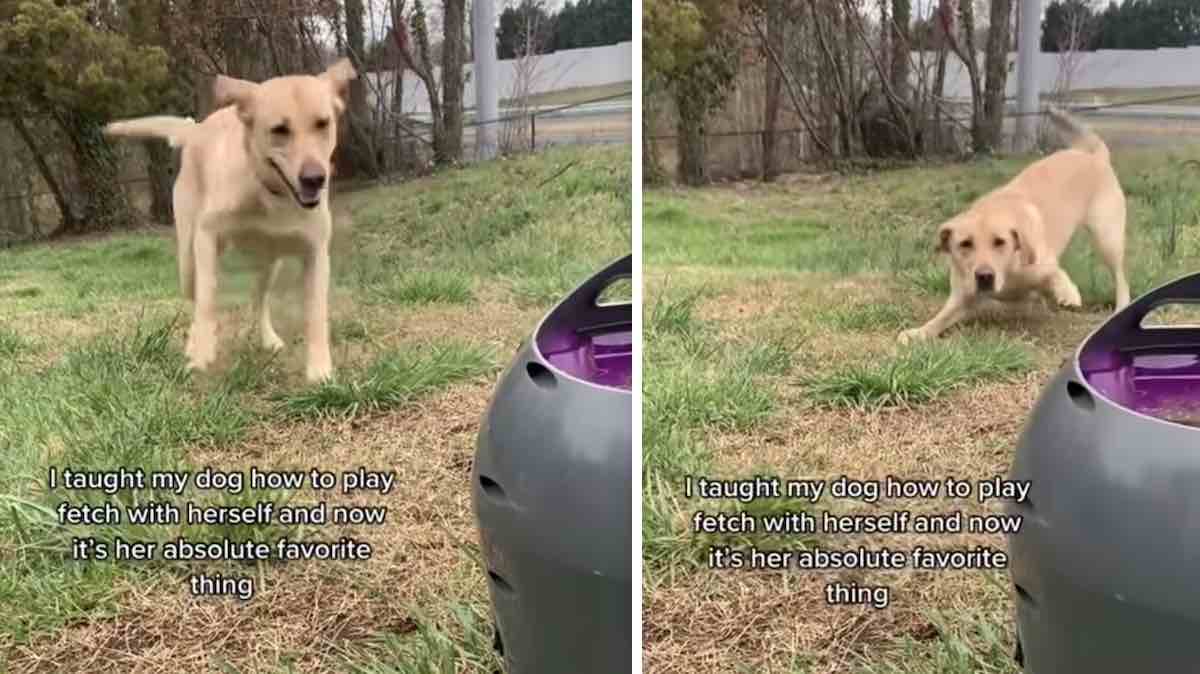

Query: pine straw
[[8, 382, 496, 674]]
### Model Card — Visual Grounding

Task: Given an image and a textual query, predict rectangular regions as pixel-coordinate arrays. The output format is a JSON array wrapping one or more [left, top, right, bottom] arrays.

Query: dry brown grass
[[643, 272, 1108, 673], [8, 381, 496, 674]]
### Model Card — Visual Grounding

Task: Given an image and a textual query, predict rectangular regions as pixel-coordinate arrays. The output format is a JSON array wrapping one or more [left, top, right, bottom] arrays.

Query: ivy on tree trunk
[[55, 110, 140, 234]]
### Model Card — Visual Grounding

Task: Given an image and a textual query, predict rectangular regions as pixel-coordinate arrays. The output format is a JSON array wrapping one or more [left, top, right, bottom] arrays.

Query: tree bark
[[676, 89, 707, 186], [943, 0, 987, 152], [143, 139, 174, 224], [890, 0, 911, 100], [55, 110, 139, 234], [983, 0, 1014, 150], [10, 115, 76, 232], [344, 0, 380, 176], [440, 0, 465, 163], [933, 32, 949, 152], [762, 0, 783, 180], [393, 1, 446, 165]]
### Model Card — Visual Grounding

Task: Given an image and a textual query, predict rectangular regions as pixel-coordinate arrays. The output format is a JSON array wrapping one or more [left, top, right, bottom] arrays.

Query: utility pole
[[1015, 0, 1042, 151], [473, 0, 499, 160]]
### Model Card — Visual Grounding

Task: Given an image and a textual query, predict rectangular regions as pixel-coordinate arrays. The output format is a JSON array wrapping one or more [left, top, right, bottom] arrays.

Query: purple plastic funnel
[[533, 255, 632, 391], [1079, 273, 1200, 427]]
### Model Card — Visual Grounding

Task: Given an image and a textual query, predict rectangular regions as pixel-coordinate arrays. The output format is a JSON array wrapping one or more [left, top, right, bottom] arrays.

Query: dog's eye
[[994, 237, 1006, 248], [960, 239, 974, 250], [270, 123, 291, 137], [315, 118, 330, 131]]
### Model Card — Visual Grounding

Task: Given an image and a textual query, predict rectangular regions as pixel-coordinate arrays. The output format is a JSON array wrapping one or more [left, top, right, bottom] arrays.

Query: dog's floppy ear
[[1012, 228, 1036, 266], [936, 222, 954, 253], [213, 75, 258, 124], [1014, 203, 1043, 266], [322, 58, 358, 116]]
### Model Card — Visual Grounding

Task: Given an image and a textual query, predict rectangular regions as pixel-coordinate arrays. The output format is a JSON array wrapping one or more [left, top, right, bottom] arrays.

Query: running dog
[[900, 108, 1131, 343], [105, 59, 357, 382]]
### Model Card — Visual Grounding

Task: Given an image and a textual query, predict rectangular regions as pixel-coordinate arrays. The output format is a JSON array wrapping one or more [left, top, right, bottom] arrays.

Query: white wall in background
[[367, 40, 632, 115], [916, 47, 1200, 100]]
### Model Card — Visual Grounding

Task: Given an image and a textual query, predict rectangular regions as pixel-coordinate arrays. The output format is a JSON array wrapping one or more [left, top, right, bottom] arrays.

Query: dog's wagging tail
[[104, 116, 199, 149]]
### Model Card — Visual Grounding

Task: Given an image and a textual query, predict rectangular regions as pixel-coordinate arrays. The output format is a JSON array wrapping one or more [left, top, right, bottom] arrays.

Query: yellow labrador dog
[[105, 59, 357, 382], [900, 108, 1131, 344]]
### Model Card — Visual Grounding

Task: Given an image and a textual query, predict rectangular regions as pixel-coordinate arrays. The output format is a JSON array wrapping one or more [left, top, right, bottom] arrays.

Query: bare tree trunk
[[676, 89, 707, 186], [10, 116, 75, 231], [890, 0, 911, 101], [440, 0, 465, 163], [983, 0, 1014, 150], [943, 0, 987, 152], [762, 0, 783, 180], [933, 34, 949, 152], [394, 0, 448, 165], [55, 110, 139, 234], [344, 0, 380, 176], [643, 109, 664, 183], [143, 140, 174, 223]]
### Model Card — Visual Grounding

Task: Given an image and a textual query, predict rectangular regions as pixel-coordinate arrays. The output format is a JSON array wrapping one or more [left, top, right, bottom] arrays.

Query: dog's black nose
[[299, 168, 326, 193], [976, 270, 995, 291]]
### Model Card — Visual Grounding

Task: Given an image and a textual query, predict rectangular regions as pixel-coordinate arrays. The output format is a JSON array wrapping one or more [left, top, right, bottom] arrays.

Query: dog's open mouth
[[267, 158, 320, 209]]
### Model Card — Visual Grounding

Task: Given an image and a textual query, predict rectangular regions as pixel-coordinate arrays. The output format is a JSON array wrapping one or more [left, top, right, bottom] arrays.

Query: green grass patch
[[368, 271, 474, 306], [505, 257, 600, 308], [645, 363, 775, 433], [0, 327, 33, 358], [902, 266, 952, 297], [646, 285, 707, 335], [274, 342, 495, 419], [642, 292, 795, 575], [0, 317, 257, 639], [819, 302, 914, 332], [333, 318, 372, 344], [804, 337, 1034, 408]]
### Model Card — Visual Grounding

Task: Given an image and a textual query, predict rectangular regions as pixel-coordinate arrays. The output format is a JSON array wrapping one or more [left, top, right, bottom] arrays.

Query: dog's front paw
[[1055, 291, 1083, 310], [305, 362, 333, 384], [186, 353, 216, 373], [186, 324, 218, 372], [898, 328, 928, 345], [262, 331, 286, 353]]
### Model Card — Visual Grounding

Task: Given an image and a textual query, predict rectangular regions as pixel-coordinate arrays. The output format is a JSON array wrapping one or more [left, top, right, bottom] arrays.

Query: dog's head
[[214, 59, 357, 210], [936, 205, 1036, 296]]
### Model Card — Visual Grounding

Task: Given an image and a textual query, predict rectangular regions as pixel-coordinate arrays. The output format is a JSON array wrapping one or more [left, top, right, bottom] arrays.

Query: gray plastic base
[[471, 255, 632, 673], [1008, 273, 1200, 672]]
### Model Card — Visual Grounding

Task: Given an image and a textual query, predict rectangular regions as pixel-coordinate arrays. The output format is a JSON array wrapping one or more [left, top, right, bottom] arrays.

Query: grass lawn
[[1051, 85, 1200, 106], [0, 145, 630, 673], [501, 82, 633, 108], [642, 147, 1200, 673]]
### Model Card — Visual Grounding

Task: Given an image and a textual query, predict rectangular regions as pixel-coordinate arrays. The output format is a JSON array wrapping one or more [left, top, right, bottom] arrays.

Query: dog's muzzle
[[267, 158, 322, 210], [298, 163, 327, 209], [975, 268, 996, 293]]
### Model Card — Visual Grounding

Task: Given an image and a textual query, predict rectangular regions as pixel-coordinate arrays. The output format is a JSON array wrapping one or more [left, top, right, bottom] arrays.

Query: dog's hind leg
[[255, 258, 285, 352], [176, 226, 195, 302], [172, 181, 198, 302], [1086, 184, 1131, 311]]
